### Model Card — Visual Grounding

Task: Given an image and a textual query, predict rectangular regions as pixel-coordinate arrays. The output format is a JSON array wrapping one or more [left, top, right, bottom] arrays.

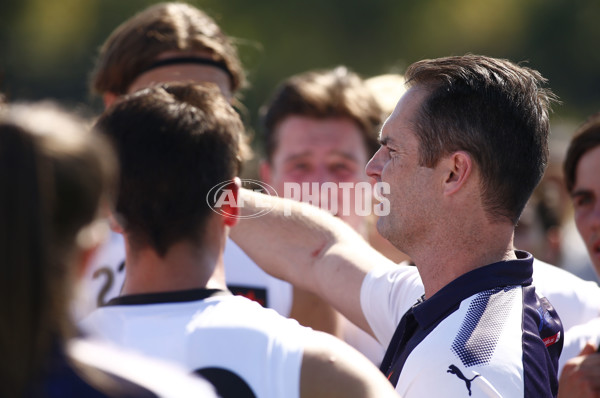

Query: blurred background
[[2, 0, 599, 145]]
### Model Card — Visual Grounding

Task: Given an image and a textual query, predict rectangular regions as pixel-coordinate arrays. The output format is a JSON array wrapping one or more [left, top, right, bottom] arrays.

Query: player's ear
[[108, 212, 125, 234], [442, 151, 472, 196], [103, 92, 119, 109], [74, 245, 100, 281], [221, 177, 241, 227]]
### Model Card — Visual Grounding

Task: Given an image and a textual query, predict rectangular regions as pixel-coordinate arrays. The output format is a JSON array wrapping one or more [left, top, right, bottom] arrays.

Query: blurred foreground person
[[558, 112, 600, 398], [0, 103, 217, 397], [81, 2, 300, 331], [81, 83, 399, 398]]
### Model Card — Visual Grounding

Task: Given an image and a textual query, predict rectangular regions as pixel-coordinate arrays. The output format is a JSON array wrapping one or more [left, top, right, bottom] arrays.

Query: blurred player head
[[0, 103, 116, 396]]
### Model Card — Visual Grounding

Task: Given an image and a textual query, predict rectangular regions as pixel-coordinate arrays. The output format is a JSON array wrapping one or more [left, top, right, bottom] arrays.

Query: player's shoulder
[[190, 294, 310, 335]]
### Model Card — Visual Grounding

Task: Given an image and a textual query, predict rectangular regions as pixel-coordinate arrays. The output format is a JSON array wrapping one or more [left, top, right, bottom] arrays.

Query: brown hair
[[0, 103, 116, 396], [405, 54, 557, 224], [261, 66, 383, 162], [95, 83, 243, 256], [91, 2, 246, 96], [564, 112, 600, 193]]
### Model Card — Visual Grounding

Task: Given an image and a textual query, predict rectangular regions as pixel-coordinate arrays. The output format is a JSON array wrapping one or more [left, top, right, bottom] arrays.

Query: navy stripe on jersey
[[451, 286, 517, 367]]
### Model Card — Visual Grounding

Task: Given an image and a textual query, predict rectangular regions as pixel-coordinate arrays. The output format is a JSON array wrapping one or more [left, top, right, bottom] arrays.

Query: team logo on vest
[[447, 364, 480, 396], [207, 179, 277, 219]]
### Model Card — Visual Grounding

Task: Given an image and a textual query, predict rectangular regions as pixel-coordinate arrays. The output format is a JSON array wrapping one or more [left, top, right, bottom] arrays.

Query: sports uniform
[[81, 289, 309, 398], [362, 251, 563, 397], [30, 337, 217, 397], [75, 235, 292, 318], [77, 235, 386, 364]]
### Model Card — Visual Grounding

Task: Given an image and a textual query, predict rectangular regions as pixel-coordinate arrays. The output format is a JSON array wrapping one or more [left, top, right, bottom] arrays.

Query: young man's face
[[571, 145, 600, 275], [260, 116, 370, 233]]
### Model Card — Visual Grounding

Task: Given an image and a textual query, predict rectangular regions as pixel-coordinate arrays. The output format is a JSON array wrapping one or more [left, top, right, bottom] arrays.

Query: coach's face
[[260, 116, 370, 233], [366, 87, 439, 253], [571, 145, 600, 275]]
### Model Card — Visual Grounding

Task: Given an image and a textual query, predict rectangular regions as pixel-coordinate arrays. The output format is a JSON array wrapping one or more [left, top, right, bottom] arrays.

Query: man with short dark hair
[[231, 55, 563, 397], [81, 83, 399, 398]]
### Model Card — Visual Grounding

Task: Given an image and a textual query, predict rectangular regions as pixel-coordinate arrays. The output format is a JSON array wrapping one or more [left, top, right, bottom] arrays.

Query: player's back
[[81, 290, 309, 398]]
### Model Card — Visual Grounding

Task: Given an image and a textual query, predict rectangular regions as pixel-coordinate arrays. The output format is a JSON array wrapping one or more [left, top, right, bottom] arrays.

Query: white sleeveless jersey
[[80, 290, 308, 398], [559, 317, 600, 376], [75, 234, 385, 365], [74, 234, 292, 319]]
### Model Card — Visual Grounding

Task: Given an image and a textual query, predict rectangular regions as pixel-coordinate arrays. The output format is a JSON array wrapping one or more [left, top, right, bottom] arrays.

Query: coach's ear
[[222, 177, 241, 227], [442, 151, 472, 196]]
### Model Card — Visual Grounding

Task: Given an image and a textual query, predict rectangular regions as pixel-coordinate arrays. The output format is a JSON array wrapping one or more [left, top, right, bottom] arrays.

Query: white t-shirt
[[81, 291, 308, 398], [532, 259, 600, 332], [559, 317, 600, 376]]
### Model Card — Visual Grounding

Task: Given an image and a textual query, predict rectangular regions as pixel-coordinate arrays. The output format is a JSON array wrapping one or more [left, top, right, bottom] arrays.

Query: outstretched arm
[[230, 188, 395, 335]]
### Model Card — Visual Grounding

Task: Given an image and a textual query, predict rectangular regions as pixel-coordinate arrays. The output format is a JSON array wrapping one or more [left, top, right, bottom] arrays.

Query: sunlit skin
[[260, 116, 370, 235], [571, 145, 600, 276], [366, 86, 516, 298], [365, 87, 440, 253]]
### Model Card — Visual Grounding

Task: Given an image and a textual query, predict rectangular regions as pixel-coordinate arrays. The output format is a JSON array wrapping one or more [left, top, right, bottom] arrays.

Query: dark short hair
[[261, 66, 383, 162], [405, 54, 557, 224], [563, 112, 600, 193], [91, 2, 246, 96], [95, 83, 243, 256]]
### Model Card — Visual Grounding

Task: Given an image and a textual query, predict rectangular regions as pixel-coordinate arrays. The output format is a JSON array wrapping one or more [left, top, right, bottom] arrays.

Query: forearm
[[231, 189, 364, 285], [230, 188, 387, 331]]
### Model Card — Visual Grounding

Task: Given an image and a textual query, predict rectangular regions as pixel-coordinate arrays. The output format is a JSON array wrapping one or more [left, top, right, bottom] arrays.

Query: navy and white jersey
[[29, 338, 217, 397], [362, 251, 563, 397], [80, 289, 310, 398]]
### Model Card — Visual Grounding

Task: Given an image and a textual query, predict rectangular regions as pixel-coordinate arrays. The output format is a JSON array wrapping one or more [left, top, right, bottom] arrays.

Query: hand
[[558, 342, 600, 398]]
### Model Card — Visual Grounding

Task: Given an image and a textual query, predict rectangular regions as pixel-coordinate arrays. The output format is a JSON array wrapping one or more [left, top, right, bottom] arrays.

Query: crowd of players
[[2, 2, 600, 397]]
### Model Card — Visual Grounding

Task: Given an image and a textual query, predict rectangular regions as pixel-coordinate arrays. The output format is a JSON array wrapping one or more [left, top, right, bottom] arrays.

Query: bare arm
[[230, 188, 395, 336], [301, 331, 399, 398]]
